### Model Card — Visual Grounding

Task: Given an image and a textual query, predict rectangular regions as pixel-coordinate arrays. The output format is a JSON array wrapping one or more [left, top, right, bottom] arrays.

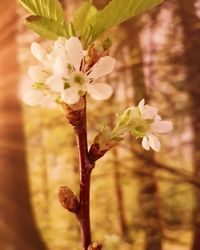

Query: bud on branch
[[58, 186, 79, 214], [89, 133, 118, 162]]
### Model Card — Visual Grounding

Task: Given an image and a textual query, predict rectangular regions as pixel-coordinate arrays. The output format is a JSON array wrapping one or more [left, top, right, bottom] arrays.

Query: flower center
[[133, 125, 147, 136], [131, 120, 151, 137], [75, 75, 82, 84], [69, 72, 88, 86]]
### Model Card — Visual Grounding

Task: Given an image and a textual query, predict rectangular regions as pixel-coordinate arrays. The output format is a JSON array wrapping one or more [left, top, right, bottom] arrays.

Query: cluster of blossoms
[[23, 37, 116, 106], [106, 99, 173, 152], [23, 36, 172, 152]]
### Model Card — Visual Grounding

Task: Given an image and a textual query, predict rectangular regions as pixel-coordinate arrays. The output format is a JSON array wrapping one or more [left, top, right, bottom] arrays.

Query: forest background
[[0, 0, 200, 250]]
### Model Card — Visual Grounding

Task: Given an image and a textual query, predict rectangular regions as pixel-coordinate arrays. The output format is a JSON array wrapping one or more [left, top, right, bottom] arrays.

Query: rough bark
[[179, 1, 200, 249], [0, 1, 47, 250]]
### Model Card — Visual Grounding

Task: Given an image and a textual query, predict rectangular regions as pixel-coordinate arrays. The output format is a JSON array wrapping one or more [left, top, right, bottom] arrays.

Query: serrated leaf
[[26, 16, 69, 40], [89, 0, 163, 40], [82, 25, 93, 49], [73, 1, 97, 37], [18, 0, 65, 24], [73, 1, 92, 36]]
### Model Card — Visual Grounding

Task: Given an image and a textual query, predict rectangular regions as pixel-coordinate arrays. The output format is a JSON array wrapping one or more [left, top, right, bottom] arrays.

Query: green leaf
[[18, 0, 65, 24], [67, 22, 76, 37], [73, 1, 92, 36], [82, 25, 93, 49], [26, 16, 69, 40], [89, 0, 163, 40], [73, 1, 97, 37]]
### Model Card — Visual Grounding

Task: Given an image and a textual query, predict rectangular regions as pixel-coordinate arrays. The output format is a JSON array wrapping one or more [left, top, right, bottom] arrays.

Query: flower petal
[[88, 56, 116, 79], [155, 114, 161, 121], [151, 120, 173, 134], [65, 37, 84, 71], [138, 99, 145, 112], [138, 99, 158, 119], [147, 134, 161, 152], [31, 42, 46, 62], [87, 83, 113, 100], [61, 88, 80, 105], [142, 105, 158, 120], [28, 65, 49, 83], [142, 136, 150, 151], [53, 55, 69, 77], [54, 37, 67, 55], [40, 95, 56, 108], [23, 89, 46, 106], [45, 75, 64, 92]]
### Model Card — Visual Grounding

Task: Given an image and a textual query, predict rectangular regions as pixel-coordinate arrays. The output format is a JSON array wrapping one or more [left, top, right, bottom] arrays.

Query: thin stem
[[75, 97, 94, 250]]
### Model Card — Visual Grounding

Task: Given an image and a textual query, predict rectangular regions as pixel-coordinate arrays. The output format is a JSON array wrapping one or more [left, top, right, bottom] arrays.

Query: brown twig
[[61, 98, 95, 250]]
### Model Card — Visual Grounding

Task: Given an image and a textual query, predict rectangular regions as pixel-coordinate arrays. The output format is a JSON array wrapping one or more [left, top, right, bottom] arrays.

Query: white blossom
[[23, 36, 116, 107], [107, 99, 172, 152], [138, 99, 173, 152], [22, 88, 52, 107]]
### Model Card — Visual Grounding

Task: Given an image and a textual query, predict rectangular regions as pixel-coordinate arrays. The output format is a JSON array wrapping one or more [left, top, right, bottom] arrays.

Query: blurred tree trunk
[[106, 74, 130, 241], [122, 16, 163, 250], [112, 148, 129, 241], [179, 1, 200, 249], [0, 1, 47, 250]]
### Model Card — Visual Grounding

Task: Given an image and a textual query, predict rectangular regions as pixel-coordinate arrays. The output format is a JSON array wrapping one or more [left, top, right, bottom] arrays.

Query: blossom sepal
[[61, 99, 86, 126]]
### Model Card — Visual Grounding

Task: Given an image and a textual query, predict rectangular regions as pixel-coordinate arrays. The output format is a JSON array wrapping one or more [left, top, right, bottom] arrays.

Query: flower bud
[[89, 132, 118, 162], [58, 186, 79, 213]]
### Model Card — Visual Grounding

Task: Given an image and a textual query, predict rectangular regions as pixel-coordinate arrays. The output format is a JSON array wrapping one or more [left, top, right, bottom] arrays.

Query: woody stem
[[74, 97, 94, 250]]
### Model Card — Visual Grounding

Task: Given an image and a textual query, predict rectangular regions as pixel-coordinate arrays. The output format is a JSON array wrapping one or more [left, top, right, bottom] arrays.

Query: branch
[[120, 144, 200, 188]]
